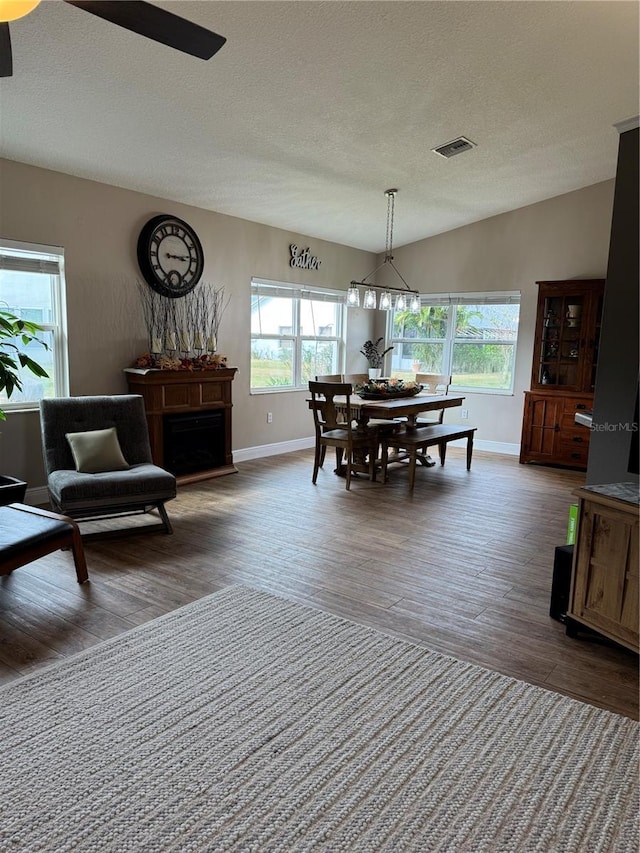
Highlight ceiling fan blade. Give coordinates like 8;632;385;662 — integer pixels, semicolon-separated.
64;1;226;60
0;23;13;78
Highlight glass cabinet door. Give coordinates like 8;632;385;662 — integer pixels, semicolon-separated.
531;280;605;393
537;293;585;389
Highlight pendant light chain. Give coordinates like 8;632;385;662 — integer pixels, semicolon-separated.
346;187;419;313
385;189;396;262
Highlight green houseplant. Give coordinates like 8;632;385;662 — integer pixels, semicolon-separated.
0;308;49;504
360;338;394;376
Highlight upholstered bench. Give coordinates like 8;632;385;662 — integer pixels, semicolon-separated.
0;503;88;583
381;424;477;491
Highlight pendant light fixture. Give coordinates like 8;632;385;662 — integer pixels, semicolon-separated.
346;284;360;307
379;290;392;311
347;189;420;313
363;288;377;310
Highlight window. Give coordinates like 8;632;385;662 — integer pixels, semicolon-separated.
251;279;345;391
388;291;520;393
0;239;68;410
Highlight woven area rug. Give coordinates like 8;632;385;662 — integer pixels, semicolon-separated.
1;586;638;852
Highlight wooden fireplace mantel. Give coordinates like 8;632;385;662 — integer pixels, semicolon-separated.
125;367;238;485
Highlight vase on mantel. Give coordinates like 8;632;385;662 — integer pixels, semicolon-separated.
368;368;382;380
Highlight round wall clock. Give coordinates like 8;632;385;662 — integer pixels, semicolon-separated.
137;214;204;297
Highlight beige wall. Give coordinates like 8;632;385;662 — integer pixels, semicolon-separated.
0;159;376;488
0;159;615;492
378;180;615;443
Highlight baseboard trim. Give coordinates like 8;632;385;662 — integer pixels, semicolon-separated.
234;437;316;463
25;440;519;500
234;436;519;463
25;485;49;507
462;439;519;456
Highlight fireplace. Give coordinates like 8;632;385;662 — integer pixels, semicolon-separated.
125;367;237;485
163;411;224;476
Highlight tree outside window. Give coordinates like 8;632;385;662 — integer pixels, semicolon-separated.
389;295;520;392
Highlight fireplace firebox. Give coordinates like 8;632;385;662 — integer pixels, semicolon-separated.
163;411;224;476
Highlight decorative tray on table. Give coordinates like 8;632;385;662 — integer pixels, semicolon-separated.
356;379;423;400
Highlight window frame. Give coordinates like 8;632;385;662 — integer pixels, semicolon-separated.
0;238;69;412
250;278;346;393
387;291;520;395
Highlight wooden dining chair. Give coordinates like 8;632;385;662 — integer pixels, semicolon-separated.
314;375;343;465
343;373;368;387
415;373;452;425
308;381;379;490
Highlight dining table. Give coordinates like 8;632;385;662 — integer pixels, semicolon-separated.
347;391;466;429
307;389;466;477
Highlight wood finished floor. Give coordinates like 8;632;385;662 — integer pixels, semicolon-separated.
0;449;637;719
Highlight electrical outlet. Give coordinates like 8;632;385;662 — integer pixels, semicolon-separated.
267;412;273;424
461;408;468;419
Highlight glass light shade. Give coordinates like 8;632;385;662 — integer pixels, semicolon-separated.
0;0;40;22
363;288;377;310
409;294;421;314
346;286;360;307
395;293;407;312
379;291;392;311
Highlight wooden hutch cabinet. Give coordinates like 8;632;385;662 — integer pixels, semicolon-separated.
520;279;605;469
567;483;639;653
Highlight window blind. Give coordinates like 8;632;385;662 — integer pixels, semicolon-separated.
251;278;344;303
419;291;520;306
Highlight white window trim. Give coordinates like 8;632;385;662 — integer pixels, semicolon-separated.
387;290;520;395
0;238;69;412
251;277;346;393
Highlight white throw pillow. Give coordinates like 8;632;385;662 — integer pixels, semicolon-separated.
66;427;129;474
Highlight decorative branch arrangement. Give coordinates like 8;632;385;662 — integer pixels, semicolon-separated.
135;282;230;371
136;281;166;354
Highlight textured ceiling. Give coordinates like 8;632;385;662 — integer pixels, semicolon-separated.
0;1;638;252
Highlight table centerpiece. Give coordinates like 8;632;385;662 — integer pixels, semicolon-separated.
356;378;423;400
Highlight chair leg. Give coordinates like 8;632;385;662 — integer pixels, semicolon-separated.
157;502;173;534
313;441;322;483
380;441;389;482
68;520;89;583
345;449;352;490
319;445;326;467
408;449;418;491
369;445;376;483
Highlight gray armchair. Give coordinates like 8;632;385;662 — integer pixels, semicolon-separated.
40;395;176;537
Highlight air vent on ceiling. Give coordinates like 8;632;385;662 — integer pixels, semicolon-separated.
432;137;476;159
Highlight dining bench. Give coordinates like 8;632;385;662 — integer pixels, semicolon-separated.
381;424;477;490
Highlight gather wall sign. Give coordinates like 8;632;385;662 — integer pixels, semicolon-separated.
289;244;322;270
